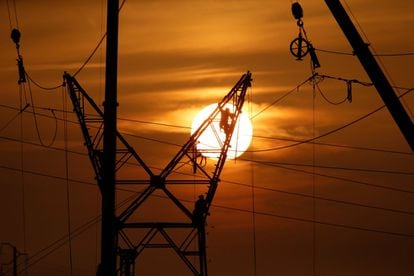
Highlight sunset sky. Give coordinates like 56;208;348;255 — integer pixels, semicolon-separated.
1;0;414;275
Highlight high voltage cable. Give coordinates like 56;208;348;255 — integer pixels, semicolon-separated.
5;70;413;156
338;0;414;117
210;204;414;239
0;163;141;194
250;74;315;119
62;87;73;276
3;111;412;178
1;106;413;177
252;135;413;156
5;0;19;30
25;73;63;91
247;87;414;153
12;183;414;274
1;141;414;217
316;73;372;87
7;0;414;271
0;108;24;133
0;164;96;187
10;0;128;89
2;103;412;156
72;0;127;77
1;105;413;180
25;80;59;147
252;160;414;176
250;161;414;194
16;188;414;274
2;159;414;272
220;178;414;216
316;48;414;57
14;192;138;275
316;80;348;105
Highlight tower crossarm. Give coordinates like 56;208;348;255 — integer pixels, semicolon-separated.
205;72;252;210
63;73;154;191
160;71;252;181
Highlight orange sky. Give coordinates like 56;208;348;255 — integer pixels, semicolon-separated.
1;0;414;275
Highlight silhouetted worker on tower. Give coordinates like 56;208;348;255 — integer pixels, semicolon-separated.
192;194;208;226
219;107;234;137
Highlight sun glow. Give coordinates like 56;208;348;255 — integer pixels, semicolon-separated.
191;104;253;159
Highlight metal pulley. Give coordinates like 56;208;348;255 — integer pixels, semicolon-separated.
288;2;321;68
10;28;26;83
292;2;304;26
292;2;303;20
11;28;21;48
290;33;309;60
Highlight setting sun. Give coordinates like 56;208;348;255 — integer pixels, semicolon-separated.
191;103;253;159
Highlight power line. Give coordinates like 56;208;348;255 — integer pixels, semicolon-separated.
316;73;372;87
210;204;414;239
247;87;414;153
0;164;96;187
2;108;413;191
2;138;414;218
1;152;413;273
1;105;413;194
15;192;138;275
3;126;414;219
250;160;414;194
4;102;410;156
13;181;414;275
62;87;73;276
315;80;348;105
72;0;128;77
253;160;414;176
5;0;13;30
316;48;414;57
25;80;59;147
220;178;414;216
0;108;24;134
250;74;315;119
25;73;64;91
8;0;128;89
4;68;414;156
72;35;106;77
253;135;413;156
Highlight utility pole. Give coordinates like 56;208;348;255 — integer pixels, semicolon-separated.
100;0;119;275
324;0;414;151
12;246;17;276
0;243;27;276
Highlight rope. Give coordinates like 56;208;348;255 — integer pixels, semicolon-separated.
25;73;64;91
6;0;13;30
311;68;317;276
315;79;348;105
18;81;27;276
62;86;74;275
12;0;19;28
5;0;19;30
25;79;58;147
249;84;257;276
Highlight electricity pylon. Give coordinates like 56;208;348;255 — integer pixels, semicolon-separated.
64;71;252;275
